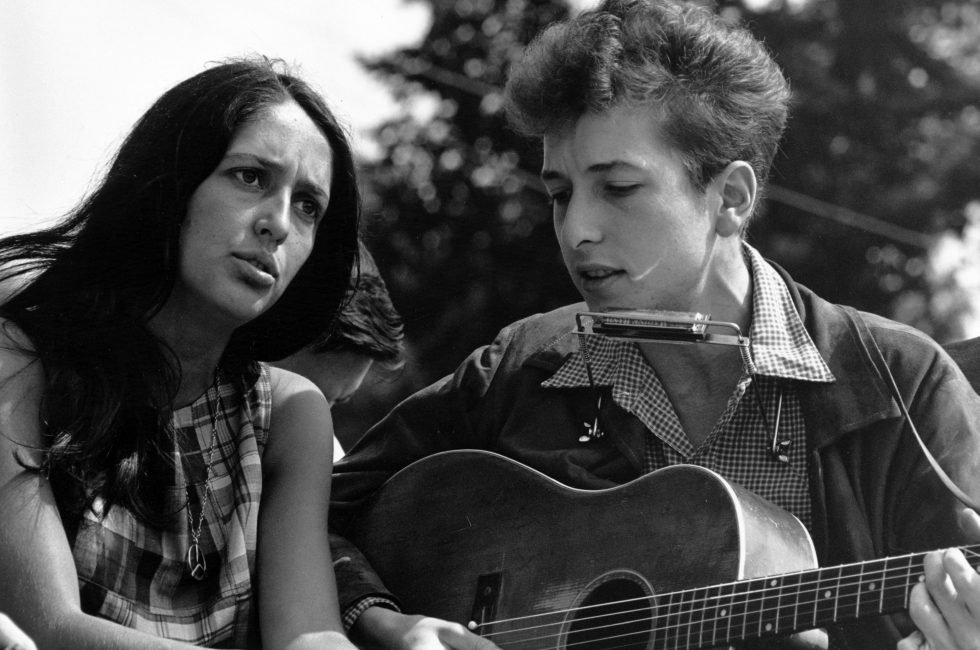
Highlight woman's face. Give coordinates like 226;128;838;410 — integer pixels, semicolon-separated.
172;99;335;330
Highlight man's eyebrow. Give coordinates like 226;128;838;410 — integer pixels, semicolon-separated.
540;160;642;181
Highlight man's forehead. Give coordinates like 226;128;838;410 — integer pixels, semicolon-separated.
541;106;667;165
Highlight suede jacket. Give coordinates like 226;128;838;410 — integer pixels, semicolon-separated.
330;268;980;649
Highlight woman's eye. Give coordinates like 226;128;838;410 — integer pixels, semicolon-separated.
234;168;263;187
296;198;322;220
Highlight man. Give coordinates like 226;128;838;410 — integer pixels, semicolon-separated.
330;2;980;648
944;336;980;395
274;243;405;459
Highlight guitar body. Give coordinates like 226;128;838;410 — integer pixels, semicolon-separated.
346;450;819;649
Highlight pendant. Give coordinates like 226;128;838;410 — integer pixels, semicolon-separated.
771;438;792;465
579;394;605;443
186;543;207;581
579;412;604;443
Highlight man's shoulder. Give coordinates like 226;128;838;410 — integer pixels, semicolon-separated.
942;336;980;394
853;308;942;347
795;283;941;353
489;303;586;371
500;303;585;339
942;335;980;359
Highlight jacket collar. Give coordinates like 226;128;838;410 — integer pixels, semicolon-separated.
521;302;586;375
766;264;900;448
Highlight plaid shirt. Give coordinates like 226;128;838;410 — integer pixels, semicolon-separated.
543;244;835;531
69;365;270;647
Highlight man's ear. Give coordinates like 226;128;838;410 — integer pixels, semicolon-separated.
713;161;757;238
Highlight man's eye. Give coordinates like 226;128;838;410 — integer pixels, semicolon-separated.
607;184;640;196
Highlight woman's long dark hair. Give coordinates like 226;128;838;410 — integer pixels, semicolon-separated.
0;57;360;525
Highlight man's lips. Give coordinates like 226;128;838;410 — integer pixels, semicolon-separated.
579;267;621;281
574;263;625;283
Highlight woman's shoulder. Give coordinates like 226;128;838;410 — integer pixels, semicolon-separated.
0;317;41;388
263;365;331;462
266;364;325;404
0;318;45;473
0;316;36;351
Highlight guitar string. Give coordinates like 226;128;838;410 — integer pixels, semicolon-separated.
481;574;939;645
481;569;980;650
482;576;951;650
485;568;935;649
485;558;932;629
478;541;980;632
476;546;980;647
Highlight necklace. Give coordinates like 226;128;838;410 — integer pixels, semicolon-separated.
181;371;223;581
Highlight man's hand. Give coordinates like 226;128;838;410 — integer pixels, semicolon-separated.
898;509;980;650
352;607;500;650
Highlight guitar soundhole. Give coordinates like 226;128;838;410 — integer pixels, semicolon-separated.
565;576;653;649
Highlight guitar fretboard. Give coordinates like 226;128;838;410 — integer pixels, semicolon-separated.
656;544;980;648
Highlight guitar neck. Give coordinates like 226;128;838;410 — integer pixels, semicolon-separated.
661;544;980;648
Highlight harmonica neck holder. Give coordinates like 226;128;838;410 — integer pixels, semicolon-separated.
575;309;749;348
575;309;755;375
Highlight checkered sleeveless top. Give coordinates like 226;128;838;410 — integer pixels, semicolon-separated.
64;363;271;648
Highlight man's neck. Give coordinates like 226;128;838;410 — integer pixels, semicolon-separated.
635;243;755;446
639;340;746;448
696;240;754;333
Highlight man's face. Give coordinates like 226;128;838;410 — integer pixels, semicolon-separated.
541;104;719;313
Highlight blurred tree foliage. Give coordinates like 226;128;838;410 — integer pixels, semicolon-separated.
333;0;980;446
742;0;980;341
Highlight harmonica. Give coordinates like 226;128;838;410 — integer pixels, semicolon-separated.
575;309;747;347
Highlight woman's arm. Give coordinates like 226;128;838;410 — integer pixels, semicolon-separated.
0;611;36;650
0;330;205;650
260;367;357;650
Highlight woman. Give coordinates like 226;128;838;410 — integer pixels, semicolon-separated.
0;612;35;650
0;58;359;649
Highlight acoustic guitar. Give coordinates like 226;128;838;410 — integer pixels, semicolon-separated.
345;449;973;649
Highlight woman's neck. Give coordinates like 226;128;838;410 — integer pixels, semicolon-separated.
146;304;232;408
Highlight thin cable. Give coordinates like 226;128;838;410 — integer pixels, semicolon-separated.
575;331;605;439
861;318;980;510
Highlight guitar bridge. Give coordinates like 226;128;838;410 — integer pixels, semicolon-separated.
468;572;502;632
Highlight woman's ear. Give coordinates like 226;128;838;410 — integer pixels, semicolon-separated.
713;161;757;238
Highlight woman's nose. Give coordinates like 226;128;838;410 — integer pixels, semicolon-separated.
255;194;290;243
